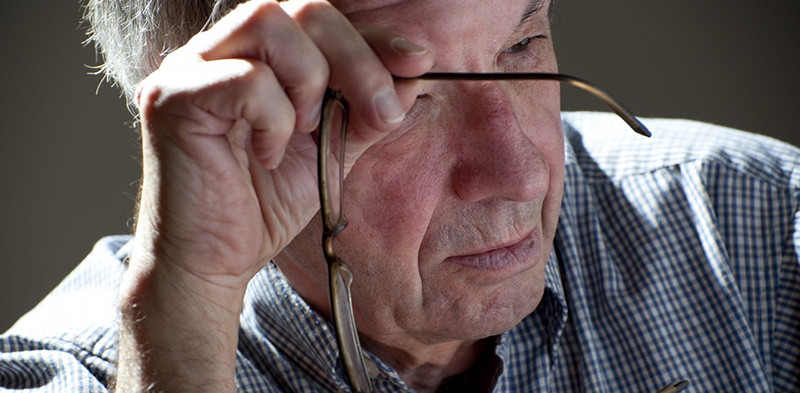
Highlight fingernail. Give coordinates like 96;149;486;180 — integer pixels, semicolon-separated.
374;88;405;124
391;37;428;57
306;100;323;132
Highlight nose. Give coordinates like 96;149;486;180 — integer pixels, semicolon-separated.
446;83;551;204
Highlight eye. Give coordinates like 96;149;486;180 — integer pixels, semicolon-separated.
507;37;533;54
405;93;430;120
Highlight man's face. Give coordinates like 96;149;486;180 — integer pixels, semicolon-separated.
278;0;564;343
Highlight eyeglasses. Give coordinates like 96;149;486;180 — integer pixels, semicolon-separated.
317;72;651;393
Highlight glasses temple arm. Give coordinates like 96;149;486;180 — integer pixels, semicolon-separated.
402;72;651;138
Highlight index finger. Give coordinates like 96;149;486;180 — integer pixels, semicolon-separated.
288;1;433;140
198;0;331;133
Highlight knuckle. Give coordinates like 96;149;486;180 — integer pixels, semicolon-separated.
292;1;342;36
271;37;328;89
237;61;274;90
136;82;163;116
291;0;337;22
275;111;296;136
244;0;284;21
234;0;286;40
237;65;296;131
253;108;294;141
302;62;329;91
136;70;176;114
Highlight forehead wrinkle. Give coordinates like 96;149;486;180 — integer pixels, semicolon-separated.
515;0;547;32
342;0;545;71
330;0;405;14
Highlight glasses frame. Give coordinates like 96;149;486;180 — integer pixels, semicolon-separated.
318;89;373;392
317;72;651;393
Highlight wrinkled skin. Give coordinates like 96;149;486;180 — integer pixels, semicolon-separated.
277;0;564;383
120;0;563;391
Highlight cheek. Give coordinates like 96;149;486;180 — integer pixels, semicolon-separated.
332;140;448;331
519;79;563;172
517;80;564;234
337;139;447;274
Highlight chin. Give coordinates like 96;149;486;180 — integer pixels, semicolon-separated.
420;271;547;341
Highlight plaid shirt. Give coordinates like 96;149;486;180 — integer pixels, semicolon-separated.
2;112;798;392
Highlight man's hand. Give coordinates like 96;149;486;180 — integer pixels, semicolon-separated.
116;1;433;391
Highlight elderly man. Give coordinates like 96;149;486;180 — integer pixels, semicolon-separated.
1;0;798;392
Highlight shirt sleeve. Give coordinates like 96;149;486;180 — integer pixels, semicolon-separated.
0;333;114;392
0;236;130;392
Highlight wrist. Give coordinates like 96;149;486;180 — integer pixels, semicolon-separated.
121;237;248;317
116;242;245;393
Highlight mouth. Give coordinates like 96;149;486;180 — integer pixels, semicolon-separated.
445;229;539;271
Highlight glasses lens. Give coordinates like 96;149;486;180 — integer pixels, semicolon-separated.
322;96;346;224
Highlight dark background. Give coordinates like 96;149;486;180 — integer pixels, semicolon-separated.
2;1;799;332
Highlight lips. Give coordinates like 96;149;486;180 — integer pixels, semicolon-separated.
445;229;539;271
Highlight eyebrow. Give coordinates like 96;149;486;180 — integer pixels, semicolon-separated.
515;0;546;31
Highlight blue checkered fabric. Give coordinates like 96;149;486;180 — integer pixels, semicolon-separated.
2;112;798;392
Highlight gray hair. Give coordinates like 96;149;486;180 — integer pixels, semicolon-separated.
84;0;558;107
82;0;239;105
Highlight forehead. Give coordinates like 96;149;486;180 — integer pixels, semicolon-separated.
330;0;548;37
330;0;547;14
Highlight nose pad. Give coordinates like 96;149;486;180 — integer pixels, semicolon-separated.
447;84;551;204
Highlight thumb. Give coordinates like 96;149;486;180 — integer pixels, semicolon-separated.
340;78;424;165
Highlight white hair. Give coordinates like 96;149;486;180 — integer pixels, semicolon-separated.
82;0;237;105
84;0;557;107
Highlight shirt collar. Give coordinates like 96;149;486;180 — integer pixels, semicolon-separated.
242;262;350;390
495;246;569;370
